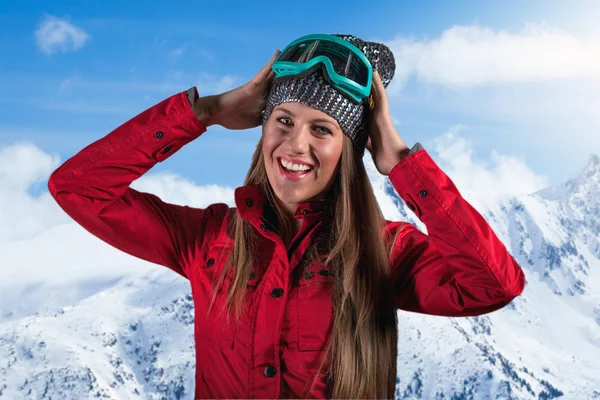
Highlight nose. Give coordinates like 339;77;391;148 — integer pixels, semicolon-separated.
286;124;311;154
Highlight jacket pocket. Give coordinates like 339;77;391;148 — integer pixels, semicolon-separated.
194;243;238;349
195;242;261;350
297;266;334;352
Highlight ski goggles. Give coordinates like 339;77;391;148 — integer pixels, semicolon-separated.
271;34;373;104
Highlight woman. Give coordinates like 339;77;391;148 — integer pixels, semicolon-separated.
48;34;526;399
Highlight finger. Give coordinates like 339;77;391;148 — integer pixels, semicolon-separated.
371;71;388;107
252;50;280;84
369;71;379;104
373;71;384;98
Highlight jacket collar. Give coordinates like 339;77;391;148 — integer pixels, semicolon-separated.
234;184;334;224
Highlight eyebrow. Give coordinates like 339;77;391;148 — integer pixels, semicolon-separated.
275;107;338;127
276;107;296;117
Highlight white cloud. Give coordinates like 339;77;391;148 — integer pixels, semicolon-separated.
0;142;235;287
132;173;235;209
429;126;550;209
0;142;59;192
0;142;64;242
382;23;600;157
35;15;90;55
386;23;600;92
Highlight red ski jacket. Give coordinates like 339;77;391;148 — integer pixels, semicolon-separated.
48;88;526;399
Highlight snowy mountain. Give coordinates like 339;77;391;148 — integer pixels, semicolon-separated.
1;154;599;399
371;154;600;400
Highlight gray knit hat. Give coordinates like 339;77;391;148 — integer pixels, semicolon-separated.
262;34;396;156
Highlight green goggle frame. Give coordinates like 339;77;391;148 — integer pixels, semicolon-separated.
272;34;373;104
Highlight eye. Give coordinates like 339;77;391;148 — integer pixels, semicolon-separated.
277;117;293;126
314;125;333;135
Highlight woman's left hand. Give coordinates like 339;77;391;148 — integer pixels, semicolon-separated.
365;71;411;176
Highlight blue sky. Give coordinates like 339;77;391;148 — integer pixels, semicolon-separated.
1;0;599;191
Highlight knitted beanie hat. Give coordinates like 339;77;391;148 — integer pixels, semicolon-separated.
261;34;395;156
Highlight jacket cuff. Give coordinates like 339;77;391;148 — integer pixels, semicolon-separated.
408;142;424;155
186;86;198;107
387;146;437;218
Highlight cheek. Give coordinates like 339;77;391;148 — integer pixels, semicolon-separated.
261;125;281;155
319;139;343;172
261;136;275;163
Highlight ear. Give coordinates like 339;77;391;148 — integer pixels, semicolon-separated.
365;137;373;154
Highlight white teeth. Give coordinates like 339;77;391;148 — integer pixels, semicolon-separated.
280;158;312;172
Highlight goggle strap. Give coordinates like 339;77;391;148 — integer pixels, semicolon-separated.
273;64;365;106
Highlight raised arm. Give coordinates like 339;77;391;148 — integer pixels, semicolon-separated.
385;146;526;317
48;52;279;279
47;88;221;279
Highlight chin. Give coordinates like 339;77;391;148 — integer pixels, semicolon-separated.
272;186;313;204
265;158;331;207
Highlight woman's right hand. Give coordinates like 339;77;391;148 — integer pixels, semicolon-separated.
194;50;280;130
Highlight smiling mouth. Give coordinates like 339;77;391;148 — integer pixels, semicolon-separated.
278;157;314;173
277;157;314;180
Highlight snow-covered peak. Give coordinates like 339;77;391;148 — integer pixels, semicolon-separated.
581;153;600;173
565;153;600;194
535;153;600;202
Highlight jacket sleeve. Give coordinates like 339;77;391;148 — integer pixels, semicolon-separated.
386;145;526;317
48;87;212;279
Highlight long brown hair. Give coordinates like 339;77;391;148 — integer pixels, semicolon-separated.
210;132;399;399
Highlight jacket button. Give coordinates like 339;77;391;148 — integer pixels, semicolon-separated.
162;145;173;154
154;131;164;139
406;202;415;211
245;198;253;207
271;288;284;298
264;365;277;377
260;224;268;231
206;258;214;268
419;189;428;198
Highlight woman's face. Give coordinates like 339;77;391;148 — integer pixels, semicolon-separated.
262;102;344;211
